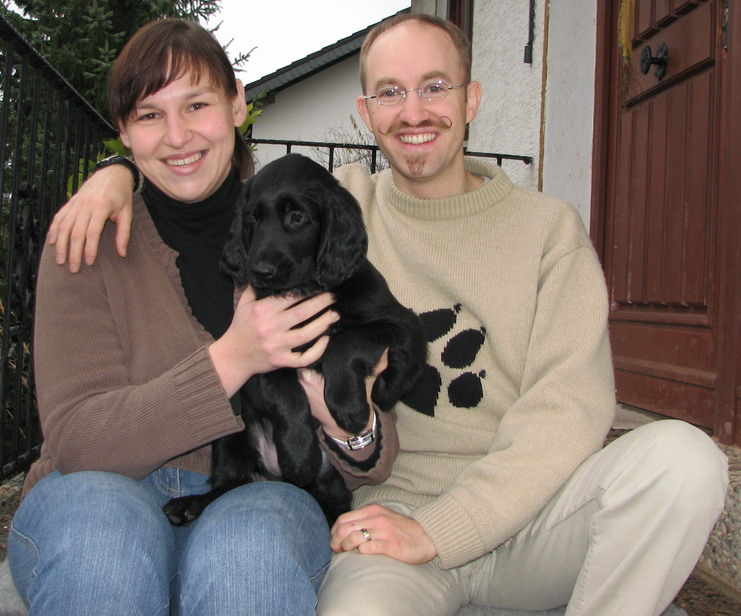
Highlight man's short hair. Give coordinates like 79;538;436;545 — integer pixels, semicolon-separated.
359;14;472;93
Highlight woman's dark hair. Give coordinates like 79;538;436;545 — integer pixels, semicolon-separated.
107;19;254;180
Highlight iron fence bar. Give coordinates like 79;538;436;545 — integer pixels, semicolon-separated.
246;138;533;171
60;102;75;204
26;67;42;186
0;15;117;480
9;184;32;468
6;54;33;473
20;184;38;466
0;36;15;248
0;37;15;472
37;79;55;228
1;45;30;478
51;90;67;218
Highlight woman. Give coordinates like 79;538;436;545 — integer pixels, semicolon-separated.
8;19;394;615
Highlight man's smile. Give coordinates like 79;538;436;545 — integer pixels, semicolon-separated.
399;133;437;145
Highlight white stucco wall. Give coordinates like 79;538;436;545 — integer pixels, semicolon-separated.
466;2;543;188
412;1;540;186
414;1;597;227
541;0;597;225
249;57;364;169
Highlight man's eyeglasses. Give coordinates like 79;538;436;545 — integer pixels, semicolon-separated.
363;81;470;106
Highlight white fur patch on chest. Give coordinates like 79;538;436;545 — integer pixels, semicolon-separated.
250;421;282;479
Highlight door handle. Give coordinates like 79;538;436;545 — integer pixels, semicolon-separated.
640;43;669;80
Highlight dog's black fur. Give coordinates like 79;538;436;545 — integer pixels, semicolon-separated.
163;154;427;526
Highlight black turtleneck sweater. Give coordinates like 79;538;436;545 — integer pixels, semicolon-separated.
143;168;242;340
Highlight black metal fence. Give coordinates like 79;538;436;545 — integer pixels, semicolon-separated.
0;15;116;481
246;138;533;173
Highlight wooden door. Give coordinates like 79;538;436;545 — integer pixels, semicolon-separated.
594;0;741;444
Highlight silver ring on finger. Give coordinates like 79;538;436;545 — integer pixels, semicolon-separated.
360;527;372;542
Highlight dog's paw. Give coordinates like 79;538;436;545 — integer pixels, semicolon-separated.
162;495;209;526
330;400;373;435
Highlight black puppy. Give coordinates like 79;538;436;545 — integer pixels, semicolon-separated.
163;153;426;526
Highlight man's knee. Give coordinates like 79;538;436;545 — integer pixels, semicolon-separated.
625;420;728;517
317;551;462;616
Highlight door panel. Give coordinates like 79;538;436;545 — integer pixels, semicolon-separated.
602;0;719;428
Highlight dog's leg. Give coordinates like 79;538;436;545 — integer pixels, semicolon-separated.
307;456;353;526
367;310;428;411
318;327;396;433
260;369;323;487
161;428;254;526
162;388;269;527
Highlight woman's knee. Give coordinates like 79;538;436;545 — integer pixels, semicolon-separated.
179;482;331;613
193;481;328;544
15;471;172;547
188;482;330;560
182;482;330;577
9;471;175;613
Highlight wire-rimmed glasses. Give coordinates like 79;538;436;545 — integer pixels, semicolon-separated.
363;81;470;106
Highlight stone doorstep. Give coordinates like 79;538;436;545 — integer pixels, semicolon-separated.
696;438;741;600
616;404;741;599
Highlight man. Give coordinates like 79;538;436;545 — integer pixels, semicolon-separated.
50;14;727;616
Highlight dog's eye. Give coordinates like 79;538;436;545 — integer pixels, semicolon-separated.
288;211;306;225
245;213;256;224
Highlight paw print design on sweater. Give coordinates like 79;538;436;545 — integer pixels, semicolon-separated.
401;304;487;416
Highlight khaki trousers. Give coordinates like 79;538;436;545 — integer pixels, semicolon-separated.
317;420;728;616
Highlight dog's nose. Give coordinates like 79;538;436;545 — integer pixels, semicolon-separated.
252;261;277;280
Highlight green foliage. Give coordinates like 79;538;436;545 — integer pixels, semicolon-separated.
242;101;262;134
0;0;237;117
102;138;129;157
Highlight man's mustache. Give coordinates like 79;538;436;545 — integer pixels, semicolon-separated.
379;116;453;136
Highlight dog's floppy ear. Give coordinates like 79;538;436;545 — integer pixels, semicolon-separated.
315;181;368;288
221;180;254;286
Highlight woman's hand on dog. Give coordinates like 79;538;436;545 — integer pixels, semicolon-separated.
48;164;135;272
330;503;437;564
210;287;339;397
299;350;388;460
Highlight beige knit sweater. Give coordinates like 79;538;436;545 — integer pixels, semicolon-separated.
335;159;616;570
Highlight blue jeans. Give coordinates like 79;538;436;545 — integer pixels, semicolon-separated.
8;468;331;615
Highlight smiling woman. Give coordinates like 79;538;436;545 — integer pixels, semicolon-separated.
118;76;246;203
106;18;252;198
6;18;396;615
